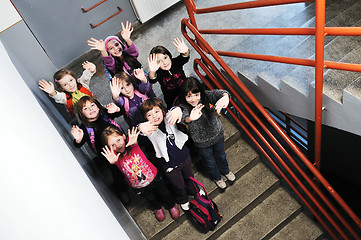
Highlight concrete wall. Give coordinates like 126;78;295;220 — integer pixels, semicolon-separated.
11;0;137;68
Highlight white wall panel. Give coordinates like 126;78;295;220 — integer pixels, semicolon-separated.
0;1;21;32
0;41;130;240
131;0;180;23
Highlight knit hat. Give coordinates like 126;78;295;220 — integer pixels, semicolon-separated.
104;36;125;51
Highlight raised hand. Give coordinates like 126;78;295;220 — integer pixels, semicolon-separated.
110;76;122;101
87;38;106;52
173;37;189;54
189;104;204;121
166;107;182;125
215;94;229;114
101;145;120;164
38;79;56;96
138;121;158;135
71;125;84;144
147;53;160;73
121;21;133;43
133;68;147;83
126;127;140;147
105;102;120;114
82;61;96;73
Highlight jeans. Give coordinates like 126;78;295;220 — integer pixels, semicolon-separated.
198;137;230;181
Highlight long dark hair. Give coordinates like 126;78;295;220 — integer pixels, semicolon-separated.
76;96;106;128
113;51;142;76
150;45;173;59
179;77;212;115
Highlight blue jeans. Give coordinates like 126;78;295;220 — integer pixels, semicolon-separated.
197;137;230;181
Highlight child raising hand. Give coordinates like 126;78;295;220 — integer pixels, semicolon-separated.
148;38;190;108
87;21;142;78
38;61;96;115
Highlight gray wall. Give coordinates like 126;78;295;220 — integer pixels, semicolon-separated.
11;0;137;68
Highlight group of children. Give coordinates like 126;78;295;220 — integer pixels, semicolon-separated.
38;21;235;222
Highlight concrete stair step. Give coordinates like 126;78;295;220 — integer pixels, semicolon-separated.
280;0;361;97
217;187;302;240
162;162;280;240
230;2;316;82
321;44;361;103
128;117;260;239
270;212;324;240
257;0;361;92
344;76;361;100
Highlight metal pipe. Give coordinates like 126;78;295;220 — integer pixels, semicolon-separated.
195;59;342;239
182;17;361;236
199;27;315;35
90;6;122;28
81;0;107;13
314;0;326;171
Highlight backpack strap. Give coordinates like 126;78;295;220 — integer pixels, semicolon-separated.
66;97;74;115
65;85;94;114
123;89;148;117
86;127;97;154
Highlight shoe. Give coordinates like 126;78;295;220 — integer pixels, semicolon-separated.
214;179;227;189
169;205;180;219
180;202;190;211
225;171;236;182
154;208;165;222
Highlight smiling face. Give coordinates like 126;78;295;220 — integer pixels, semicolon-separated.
145;106;164;126
107;133;127;153
81;100;100;122
57;74;77;93
107;39;123;57
185;91;201;107
156;53;172;71
119;79;135;99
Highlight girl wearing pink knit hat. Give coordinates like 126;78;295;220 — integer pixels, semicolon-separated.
87;21;143;78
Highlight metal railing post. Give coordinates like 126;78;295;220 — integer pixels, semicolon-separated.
314;0;326;170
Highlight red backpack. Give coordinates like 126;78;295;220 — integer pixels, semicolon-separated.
189;177;222;233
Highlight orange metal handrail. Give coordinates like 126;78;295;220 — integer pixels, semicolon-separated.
182;0;361;238
81;0;107;13
182;20;360;238
89;6;122;28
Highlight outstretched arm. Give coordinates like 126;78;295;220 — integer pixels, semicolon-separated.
87;38;109;57
101;145;120;164
185;104;204;123
214;93;230;114
126;127;140;147
166;107;183;125
110;76;122;102
38;79;57;97
147;53;160;80
121;21;133;47
173;37;190;57
82;61;96;74
137;121;158;136
71;125;84;144
133;68;148;83
105;102;121;114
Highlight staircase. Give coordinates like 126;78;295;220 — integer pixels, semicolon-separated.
226;0;361;136
125;116;324;240
62;0;361;238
